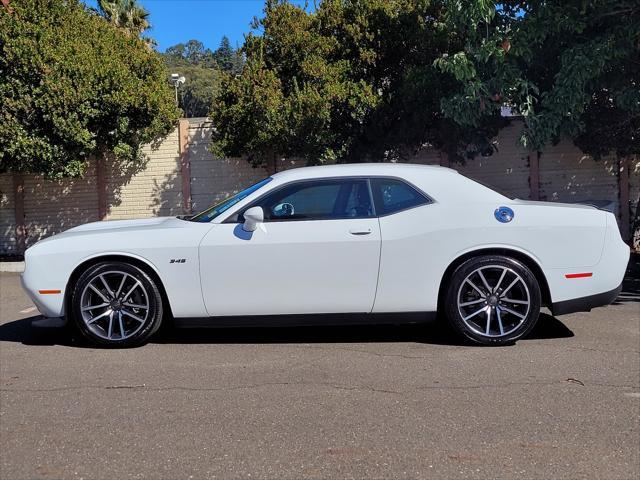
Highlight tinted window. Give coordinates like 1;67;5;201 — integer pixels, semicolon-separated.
247;179;374;221
370;178;429;215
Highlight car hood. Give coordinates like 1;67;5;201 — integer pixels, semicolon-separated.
33;217;190;246
64;217;183;234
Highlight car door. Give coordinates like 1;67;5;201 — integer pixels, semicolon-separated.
368;177;437;313
198;178;382;316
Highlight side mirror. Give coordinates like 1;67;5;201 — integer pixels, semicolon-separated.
242;206;264;232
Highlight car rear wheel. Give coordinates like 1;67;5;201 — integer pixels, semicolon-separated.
71;262;163;347
445;255;541;345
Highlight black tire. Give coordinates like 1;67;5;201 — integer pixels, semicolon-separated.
445;255;541;346
71;262;164;347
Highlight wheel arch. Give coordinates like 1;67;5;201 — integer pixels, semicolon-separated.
437;247;552;309
64;253;173;320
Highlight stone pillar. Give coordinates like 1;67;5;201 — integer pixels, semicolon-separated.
178;119;192;214
618;156;630;243
529;152;540;201
96;158;108;220
13;174;26;254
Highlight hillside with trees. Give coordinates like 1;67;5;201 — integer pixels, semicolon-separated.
162;36;243;117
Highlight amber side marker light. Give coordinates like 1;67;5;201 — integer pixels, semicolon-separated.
38;289;61;294
565;273;593;279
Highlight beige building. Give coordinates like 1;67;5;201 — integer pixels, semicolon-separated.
1;118;638;255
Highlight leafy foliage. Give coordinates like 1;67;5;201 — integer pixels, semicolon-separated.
0;0;179;178
211;0;638;165
210;0;501;167
437;0;640;158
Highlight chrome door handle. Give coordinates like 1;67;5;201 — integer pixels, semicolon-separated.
349;228;372;235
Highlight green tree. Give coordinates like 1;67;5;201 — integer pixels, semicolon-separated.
96;0;156;47
210;0;485;167
214;36;243;74
178;66;221;118
184;39;214;66
96;0;150;36
165;40;216;67
436;0;640;159
0;0;179;178
165;42;187;60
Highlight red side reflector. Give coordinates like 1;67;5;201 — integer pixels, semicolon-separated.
565;273;593;279
39;289;61;294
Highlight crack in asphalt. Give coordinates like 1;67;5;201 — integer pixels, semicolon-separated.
286;344;454;359
0;382;402;395
1;379;636;395
285;343;640;358
564;346;640;354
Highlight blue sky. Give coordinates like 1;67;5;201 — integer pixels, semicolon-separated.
82;0;310;52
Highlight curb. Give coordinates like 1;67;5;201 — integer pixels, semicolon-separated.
0;262;25;273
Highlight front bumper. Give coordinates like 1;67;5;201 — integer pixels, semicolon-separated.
20;270;66;319
551;282;623;316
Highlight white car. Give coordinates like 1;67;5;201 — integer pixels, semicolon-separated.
21;163;629;347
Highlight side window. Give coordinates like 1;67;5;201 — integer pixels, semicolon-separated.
248;179;374;222
370;178;430;215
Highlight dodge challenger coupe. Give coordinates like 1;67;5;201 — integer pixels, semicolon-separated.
21;163;629;347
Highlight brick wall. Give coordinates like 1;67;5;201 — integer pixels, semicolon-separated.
188;119;270;213
538;143;619;209
404;122;536;200
454;122;533;201
21;162;100;247
105;128;184;220
1;118;638;255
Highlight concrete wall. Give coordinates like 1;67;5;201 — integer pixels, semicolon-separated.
1;118;638;255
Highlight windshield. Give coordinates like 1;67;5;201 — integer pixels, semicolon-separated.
188;177;273;222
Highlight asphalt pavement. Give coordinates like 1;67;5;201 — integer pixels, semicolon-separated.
1;271;638;479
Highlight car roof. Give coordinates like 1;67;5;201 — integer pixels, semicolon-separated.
270;162;458;182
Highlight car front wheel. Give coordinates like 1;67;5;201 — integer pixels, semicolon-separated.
71;261;163;347
445;255;541;345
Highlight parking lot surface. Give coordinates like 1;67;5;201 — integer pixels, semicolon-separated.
1;271;639;479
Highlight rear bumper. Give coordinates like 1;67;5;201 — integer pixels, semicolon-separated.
551;282;622;316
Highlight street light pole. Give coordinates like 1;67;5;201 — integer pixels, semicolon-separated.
170;73;186;110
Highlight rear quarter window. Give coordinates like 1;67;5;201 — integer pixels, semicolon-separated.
370;178;431;215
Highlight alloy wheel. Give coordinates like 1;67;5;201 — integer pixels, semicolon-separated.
456;265;531;338
79;270;150;341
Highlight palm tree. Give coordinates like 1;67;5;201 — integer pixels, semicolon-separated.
96;0;151;37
